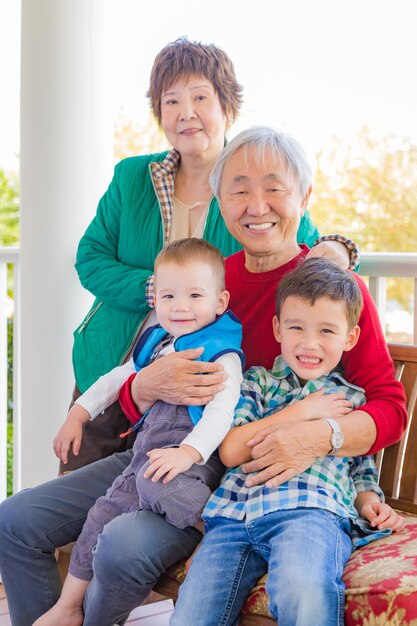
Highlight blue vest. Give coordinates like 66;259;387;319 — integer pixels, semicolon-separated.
132;310;244;427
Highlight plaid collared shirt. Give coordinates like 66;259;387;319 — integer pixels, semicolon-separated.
145;149;181;307
204;356;383;525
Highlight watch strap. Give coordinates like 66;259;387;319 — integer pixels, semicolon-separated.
323;417;344;454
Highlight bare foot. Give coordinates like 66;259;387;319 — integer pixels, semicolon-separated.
32;602;84;626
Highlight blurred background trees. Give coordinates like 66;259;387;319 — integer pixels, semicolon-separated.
309;127;417;318
114;111;169;161
310;127;417;254
0;168;19;246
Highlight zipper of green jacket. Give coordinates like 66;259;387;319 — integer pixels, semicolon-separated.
77;301;103;334
148;162;168;244
117;164;167;366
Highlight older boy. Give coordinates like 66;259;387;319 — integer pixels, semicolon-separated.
171;258;404;626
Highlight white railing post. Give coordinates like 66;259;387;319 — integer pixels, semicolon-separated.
0;259;7;501
414;278;417;346
368;276;387;334
360;252;417;344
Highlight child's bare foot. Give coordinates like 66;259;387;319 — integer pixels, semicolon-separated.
32;601;84;626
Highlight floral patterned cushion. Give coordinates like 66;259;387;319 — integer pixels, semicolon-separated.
344;514;417;626
162;514;417;624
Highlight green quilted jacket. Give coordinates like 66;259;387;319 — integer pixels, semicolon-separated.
73;150;320;392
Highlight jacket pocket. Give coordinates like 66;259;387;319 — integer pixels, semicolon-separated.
76;301;103;334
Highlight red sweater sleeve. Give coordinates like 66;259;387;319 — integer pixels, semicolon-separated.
118;373;142;424
341;274;407;453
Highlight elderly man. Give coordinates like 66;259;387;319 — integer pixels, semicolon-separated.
0;128;406;626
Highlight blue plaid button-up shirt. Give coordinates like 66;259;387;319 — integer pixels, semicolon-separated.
204;356;386;547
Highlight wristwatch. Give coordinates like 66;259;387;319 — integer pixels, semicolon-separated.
323;417;344;454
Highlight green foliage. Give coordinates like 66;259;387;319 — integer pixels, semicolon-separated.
7;422;13;496
0;169;19;494
7;317;14;495
0;167;20;246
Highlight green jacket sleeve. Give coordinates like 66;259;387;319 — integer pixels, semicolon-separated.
296;209;320;247
75;164;153;314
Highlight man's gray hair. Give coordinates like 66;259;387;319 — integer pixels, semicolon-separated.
209;126;313;199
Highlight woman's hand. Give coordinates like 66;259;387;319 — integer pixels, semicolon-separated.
241;420;326;488
131;347;227;413
307;240;350;269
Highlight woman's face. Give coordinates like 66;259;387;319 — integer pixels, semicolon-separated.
160;76;227;162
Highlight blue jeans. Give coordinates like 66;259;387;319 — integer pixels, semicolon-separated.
171;508;352;626
0;449;201;626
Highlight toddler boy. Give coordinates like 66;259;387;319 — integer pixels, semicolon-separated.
35;238;243;626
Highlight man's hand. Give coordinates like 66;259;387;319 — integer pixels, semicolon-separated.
360;501;405;533
144;444;202;484
299;389;352;420
307;240;349;270
242;421;324;488
131;348;227;413
53;404;90;464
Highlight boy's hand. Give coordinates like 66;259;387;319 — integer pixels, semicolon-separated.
361;501;405;533
299;389;352;420
53;404;90;464
144;445;202;484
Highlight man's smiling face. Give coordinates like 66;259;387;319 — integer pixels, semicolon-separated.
219;145;310;272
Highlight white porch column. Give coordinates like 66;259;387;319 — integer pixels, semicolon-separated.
19;0;114;488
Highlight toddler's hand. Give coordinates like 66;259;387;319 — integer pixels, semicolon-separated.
53;404;89;464
144;445;201;484
361;501;405;533
299;389;352;420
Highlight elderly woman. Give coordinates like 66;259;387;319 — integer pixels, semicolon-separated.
67;37;352;471
0;127;405;625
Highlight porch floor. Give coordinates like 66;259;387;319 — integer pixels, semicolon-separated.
0;585;174;625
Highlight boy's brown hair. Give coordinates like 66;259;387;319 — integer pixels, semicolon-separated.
147;37;243;126
275;258;363;330
154;238;226;290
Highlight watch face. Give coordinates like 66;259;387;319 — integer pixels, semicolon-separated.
332;432;344;450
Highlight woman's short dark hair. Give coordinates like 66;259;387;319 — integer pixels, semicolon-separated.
275;258;363;330
147;37;243;126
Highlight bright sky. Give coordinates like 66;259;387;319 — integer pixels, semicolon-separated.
2;0;417;170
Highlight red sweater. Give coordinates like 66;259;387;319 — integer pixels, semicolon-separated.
120;247;407;453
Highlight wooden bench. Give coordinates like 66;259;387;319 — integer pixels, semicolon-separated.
154;343;417;625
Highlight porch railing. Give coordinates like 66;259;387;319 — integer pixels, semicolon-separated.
360;252;417;343
1;247;417;499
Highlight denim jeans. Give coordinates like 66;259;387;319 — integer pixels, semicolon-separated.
171;508;352;626
0;449;201;626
